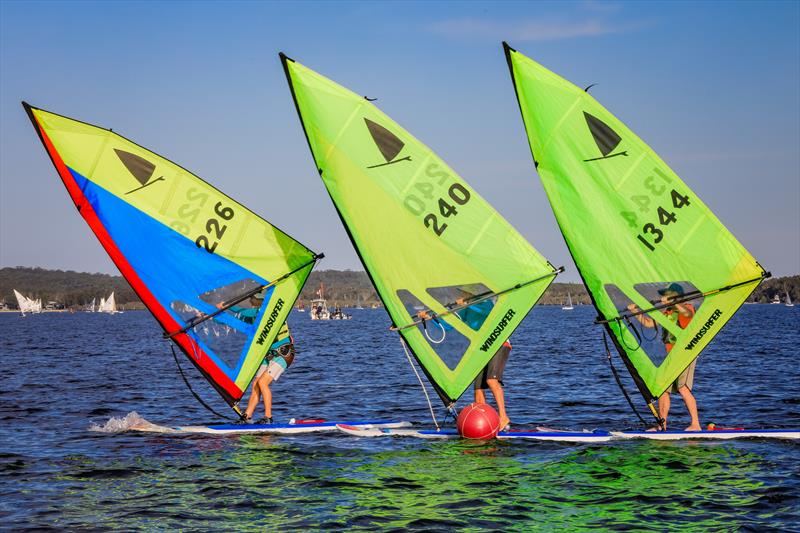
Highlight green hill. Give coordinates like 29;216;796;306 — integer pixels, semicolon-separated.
1;266;797;309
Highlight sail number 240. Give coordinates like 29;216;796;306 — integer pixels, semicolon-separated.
403;163;471;236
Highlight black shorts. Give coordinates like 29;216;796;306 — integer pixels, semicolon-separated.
474;344;510;390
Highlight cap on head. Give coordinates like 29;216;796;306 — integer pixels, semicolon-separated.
658;282;684;296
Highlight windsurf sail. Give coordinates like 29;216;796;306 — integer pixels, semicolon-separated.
24;102;321;413
503;43;769;421
280;54;560;406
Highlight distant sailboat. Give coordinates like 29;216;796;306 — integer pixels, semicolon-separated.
98;292;121;314
786;291;794;307
771;294;781;304
13;289;42;316
562;293;574;310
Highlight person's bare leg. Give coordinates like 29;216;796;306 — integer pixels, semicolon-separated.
486;378;509;429
475;388;486;404
244;381;261;420
258;374;274;419
649;391;670;431
678;385;701;431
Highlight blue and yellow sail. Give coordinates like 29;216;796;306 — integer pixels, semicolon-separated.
24;102;320;408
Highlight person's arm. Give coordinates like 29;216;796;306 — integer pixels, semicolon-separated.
674;302;695;318
627;303;655;328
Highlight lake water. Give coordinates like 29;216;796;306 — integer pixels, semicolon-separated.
1;305;798;530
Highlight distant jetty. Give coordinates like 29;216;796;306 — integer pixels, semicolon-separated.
1;267;797;310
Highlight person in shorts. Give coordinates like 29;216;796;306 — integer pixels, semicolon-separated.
627;283;700;431
416;295;512;430
475;340;512;431
241;322;295;424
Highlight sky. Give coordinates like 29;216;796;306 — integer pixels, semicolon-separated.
1;0;798;282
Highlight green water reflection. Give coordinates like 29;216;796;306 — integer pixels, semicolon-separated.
48;436;797;531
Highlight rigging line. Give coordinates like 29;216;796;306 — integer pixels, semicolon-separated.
165;254;323;339
424;319;447;344
602;331;651;428
595;273;769;325
399;337;440;431
390;267;563;332
170;343;234;421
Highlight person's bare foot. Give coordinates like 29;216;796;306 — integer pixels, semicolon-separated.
646;425;663;432
499;416;510;432
685;424;702;431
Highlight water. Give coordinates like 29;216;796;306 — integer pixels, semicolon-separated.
1;306;798;530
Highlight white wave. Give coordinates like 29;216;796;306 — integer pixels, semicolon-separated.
89;411;150;433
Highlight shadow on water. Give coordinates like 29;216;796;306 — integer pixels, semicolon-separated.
0;306;798;529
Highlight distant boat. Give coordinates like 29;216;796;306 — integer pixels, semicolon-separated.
309;283;350;320
310;283;330;320
13;289;42;316
330;306;352;320
297;302;306;312
771;294;781;304
98;292;121;314
786;291;795;307
561;293;574;310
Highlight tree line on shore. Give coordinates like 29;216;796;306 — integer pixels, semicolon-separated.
1;267;797;309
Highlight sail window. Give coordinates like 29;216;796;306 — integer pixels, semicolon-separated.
171;300;247;370
397;289;471;370
426;283;496;331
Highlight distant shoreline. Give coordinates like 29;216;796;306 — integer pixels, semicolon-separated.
1;266;797;309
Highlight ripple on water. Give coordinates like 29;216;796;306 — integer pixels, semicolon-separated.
0;307;798;529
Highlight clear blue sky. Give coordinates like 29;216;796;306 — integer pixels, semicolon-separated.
1;0;798;281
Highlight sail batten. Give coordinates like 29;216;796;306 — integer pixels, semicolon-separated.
24;101;319;408
504;44;768;406
281;54;558;404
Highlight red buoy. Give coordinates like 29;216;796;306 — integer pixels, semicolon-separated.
457;402;501;439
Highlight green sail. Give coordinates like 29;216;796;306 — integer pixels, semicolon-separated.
503;43;768;405
281;53;559;404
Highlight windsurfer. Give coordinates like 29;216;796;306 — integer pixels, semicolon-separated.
474;340;512;431
418;297;512;430
241;322;295;424
627;283;700;431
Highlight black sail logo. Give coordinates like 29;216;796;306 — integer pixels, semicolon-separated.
364;118;411;168
583;112;628;162
115;149;164;194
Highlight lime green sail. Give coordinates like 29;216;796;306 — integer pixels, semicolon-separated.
281;53;560;405
503;43;768;417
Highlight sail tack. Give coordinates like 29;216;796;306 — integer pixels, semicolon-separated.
24;103;320;407
503;43;767;403
281;54;559;404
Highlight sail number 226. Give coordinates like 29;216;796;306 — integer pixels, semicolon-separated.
195;202;235;254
